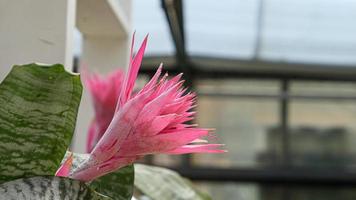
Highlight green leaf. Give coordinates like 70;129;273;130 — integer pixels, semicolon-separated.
134;164;212;200
90;165;134;200
0;176;111;200
0;63;82;183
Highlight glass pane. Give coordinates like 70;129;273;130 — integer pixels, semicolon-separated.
291;81;356;96
290;100;356;168
193;80;280;168
195;182;258;200
185;0;259;58
260;0;356;65
133;0;174;55
261;185;356;200
195;182;356;200
197;79;280;95
193;97;279;168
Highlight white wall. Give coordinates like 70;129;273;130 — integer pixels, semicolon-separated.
73;0;132;153
0;0;76;80
0;0;132;153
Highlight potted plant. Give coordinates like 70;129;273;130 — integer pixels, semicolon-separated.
0;35;225;200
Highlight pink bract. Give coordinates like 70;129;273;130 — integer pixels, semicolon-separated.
83;68;124;152
58;34;225;182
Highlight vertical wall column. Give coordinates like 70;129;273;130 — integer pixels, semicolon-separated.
0;0;76;81
81;36;130;72
73;0;132;153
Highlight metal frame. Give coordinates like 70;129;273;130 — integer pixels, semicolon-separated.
171;167;356;187
141;56;356;81
142;73;356;186
140;65;356;186
68;0;356;189
161;0;193;168
144;0;356;187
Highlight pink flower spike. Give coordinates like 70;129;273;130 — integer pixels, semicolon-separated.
64;35;225;182
117;34;148;110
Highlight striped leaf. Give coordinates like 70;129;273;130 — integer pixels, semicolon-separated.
134;164;211;200
90;165;134;200
0;63;82;183
0;176;111;200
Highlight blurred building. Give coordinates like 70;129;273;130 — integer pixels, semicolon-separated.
132;0;356;199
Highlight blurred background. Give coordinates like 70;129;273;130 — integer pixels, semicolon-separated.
2;0;356;199
126;0;356;199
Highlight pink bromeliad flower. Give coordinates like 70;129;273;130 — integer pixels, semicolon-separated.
57;35;225;182
84;69;124;153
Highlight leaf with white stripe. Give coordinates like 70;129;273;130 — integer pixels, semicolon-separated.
0;176;111;200
0;63;82;183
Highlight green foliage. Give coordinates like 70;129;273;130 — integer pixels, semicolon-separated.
0;63;82;183
0;63;208;200
0;176;111;200
134;164;211;200
90;165;134;200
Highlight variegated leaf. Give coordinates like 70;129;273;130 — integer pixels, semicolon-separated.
90;165;134;200
134;164;211;200
0;176;111;200
0;63;82;183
